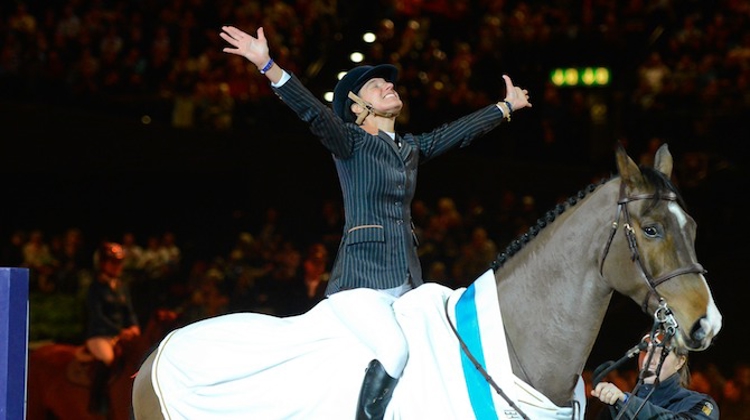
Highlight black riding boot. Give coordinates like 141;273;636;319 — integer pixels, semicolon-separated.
355;359;399;420
88;361;111;415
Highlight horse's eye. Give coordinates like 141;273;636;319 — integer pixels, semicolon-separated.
643;225;661;238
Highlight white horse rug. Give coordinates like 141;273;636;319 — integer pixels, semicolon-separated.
149;270;585;419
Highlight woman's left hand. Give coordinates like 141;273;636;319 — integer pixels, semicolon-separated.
592;381;626;406
502;74;532;112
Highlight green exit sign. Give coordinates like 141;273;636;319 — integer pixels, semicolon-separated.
550;67;610;86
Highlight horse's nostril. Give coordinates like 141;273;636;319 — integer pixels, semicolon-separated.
690;317;710;344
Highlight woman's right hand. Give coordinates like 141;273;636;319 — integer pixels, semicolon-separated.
121;325;141;340
220;26;270;70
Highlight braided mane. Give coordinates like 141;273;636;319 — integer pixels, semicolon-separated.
490;165;685;272
490;177;610;271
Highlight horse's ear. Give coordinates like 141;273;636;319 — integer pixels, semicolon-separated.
615;143;643;190
653;143;673;178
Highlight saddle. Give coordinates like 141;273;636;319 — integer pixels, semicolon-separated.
66;343;125;387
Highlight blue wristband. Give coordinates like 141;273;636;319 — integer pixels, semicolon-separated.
260;58;274;74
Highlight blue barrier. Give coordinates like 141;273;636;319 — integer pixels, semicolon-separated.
1;268;29;420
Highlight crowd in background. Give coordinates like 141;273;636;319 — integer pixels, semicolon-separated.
1;0;749;161
2;0;749;417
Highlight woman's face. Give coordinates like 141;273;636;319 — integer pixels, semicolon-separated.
358;77;403;115
638;336;686;384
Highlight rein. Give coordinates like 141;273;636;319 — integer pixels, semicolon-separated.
599;181;707;313
443;298;531;420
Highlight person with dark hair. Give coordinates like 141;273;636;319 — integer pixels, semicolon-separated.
219;25;531;420
85;242;141;415
592;332;719;419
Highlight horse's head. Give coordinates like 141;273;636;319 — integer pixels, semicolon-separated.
603;143;722;352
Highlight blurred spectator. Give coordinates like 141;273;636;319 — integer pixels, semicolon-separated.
196;80;235;130
141;235;168;281
160;231;182;280
720;379;748;419
255;241;302;316
425;260;450;285
121;232;145;280
451;226;497;287
53;227;89;294
720;364;750;419
435;196;465;262
22;229;58;293
8;2;36;36
84;241;140;415
181;260;229;323
313;199;343;267
292;242;330;314
1;229;27;267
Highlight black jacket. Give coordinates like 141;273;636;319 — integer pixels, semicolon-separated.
599;374;719;419
274;74;506;294
85;278;139;338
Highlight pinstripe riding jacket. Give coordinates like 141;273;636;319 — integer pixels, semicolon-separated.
273;74;507;295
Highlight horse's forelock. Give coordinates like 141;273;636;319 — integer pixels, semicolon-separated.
639;165;687;211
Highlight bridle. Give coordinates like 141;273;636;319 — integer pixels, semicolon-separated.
596;179;703;420
599;181;707;313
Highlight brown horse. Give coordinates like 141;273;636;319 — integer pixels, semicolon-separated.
132;145;722;419
27;309;179;420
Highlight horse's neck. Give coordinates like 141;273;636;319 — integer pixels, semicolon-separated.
496;181;619;405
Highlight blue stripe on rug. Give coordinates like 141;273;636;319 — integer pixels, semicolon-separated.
456;283;499;419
